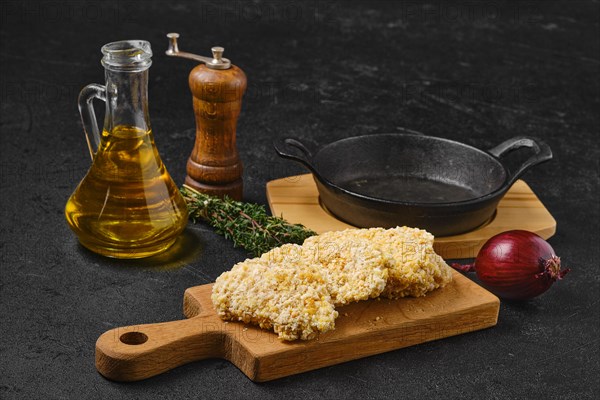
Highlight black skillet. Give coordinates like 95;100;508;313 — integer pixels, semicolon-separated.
274;133;552;236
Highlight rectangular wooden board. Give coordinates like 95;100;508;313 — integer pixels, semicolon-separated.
266;174;556;259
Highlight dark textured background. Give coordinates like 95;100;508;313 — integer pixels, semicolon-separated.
1;0;599;398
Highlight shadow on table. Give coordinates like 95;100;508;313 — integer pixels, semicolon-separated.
76;227;204;271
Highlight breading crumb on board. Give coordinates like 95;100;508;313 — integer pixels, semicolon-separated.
212;226;452;341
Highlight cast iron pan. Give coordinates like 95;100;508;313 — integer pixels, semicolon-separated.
274;133;552;236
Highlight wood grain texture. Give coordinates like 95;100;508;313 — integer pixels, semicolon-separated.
95;271;499;382
266;174;556;259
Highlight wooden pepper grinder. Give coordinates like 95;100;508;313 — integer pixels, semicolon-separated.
166;33;246;200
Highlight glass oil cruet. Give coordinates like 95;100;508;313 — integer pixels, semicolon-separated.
65;40;188;258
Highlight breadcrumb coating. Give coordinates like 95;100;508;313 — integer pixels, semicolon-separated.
211;257;337;341
212;227;453;341
261;241;388;306
303;227;453;298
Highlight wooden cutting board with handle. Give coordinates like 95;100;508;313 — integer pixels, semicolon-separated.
95;271;499;382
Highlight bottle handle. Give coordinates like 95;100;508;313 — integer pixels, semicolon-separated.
78;84;106;160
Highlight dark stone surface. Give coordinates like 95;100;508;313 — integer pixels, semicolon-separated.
1;0;598;398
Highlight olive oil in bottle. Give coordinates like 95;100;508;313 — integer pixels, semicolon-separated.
65;126;188;258
65;40;188;258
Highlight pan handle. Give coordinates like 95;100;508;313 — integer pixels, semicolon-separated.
273;138;327;182
488;136;553;186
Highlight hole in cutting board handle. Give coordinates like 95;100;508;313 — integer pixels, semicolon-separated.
120;332;148;345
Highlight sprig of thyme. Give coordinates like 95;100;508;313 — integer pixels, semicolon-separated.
181;185;317;257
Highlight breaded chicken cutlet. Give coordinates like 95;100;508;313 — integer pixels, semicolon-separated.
211;257;337;341
261;241;388;306
303;227;453;298
212;227;453;341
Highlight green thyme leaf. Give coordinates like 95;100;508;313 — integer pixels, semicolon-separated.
181;185;317;257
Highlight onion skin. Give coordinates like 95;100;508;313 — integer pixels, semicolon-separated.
453;230;569;300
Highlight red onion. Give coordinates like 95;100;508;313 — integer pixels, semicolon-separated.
451;230;570;300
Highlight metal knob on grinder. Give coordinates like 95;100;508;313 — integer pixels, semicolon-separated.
165;33;246;200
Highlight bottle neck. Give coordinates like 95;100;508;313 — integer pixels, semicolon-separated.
103;68;151;134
